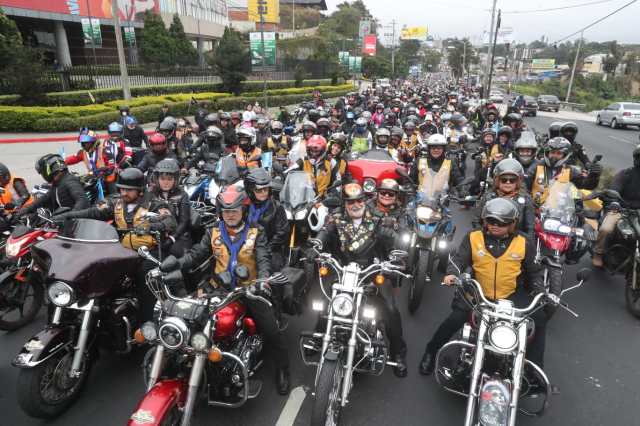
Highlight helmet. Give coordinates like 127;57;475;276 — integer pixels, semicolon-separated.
493;158;524;179
342;182;365;201
159;117;177;135
548;121;563;139
78;131;98;145
230;111;241;121
514;132;539;166
361;111;372;121
116;167;145;191
505;113;523;127
0;162;10;182
560;122;578;142
219;112;231;121
481;198;519;224
149;133;167;146
634;144;640;168
378;178;399;192
176;118;187;129
271;120;284;131
124;116;138;126
36;154;68;183
153;158;180;189
329;132;348;148
390;126;403;139
204;113;220;128
426;133;447;147
355;117;368;128
375;128;391;147
376;102;384;110
308;109;320;123
204;126;223;141
244;167;272;199
545;137;572;167
497;126;513;140
404;120;416;131
316;117;330;129
481;128;496;139
107;122;123;135
306;135;327;159
406;115;419;124
216;185;249;211
237;127;256;149
301;121;317;133
450;112;464;124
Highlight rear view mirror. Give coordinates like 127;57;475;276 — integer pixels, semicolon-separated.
593;154;603;163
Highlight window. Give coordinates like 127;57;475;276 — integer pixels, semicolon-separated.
622;103;640;110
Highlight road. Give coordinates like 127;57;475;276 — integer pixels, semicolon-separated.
2;114;640;426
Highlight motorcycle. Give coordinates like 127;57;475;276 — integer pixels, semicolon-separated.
129;247;286;426
12;218;155;418
300;240;411;426
434;268;590;426
347;149;406;196
0;209;59;331
182;155;240;205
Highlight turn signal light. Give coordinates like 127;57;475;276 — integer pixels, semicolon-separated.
134;328;145;344
374;275;385;286
319;266;329;277
208;347;223;363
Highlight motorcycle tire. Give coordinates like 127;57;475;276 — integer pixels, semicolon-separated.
159;401;184;426
16;349;90;419
311;358;344;426
408;249;431;314
624;270;640;318
0;272;44;331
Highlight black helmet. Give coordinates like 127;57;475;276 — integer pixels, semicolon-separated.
159;117;177;136
0;162;9;182
116;167;145;191
497;126;513;140
560;122;578;142
548;121;563;139
505;112;523;126
244;167;271;201
544;137;572;168
481;197;519;225
35;154;67;183
390;126;404;139
204;126;223;142
153;158;180;190
329;132;348;148
307;109;320;123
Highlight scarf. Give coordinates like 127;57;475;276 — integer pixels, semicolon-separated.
218;221;249;289
247;200;271;226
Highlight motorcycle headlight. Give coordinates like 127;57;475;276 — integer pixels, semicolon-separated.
294;209;307;221
331;294;354;317
284;209;293;220
363;178;376;193
542;219;560;232
47;282;76;307
5;238;24;258
190;332;210;352
488;323;518;353
158;317;190;350
416;206;434;221
141;321;157;341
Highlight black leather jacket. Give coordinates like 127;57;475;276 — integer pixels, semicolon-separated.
474;189;536;240
249;199;289;253
155;189;191;238
138;151;178;174
22;172;89;214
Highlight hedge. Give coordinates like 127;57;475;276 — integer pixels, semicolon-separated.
4;87;352;132
0;79;338;107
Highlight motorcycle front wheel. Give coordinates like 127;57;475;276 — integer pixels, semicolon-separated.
16;349;90;419
625;270;640;318
408;249;430;314
311;359;344;426
159;402;184;426
0;271;44;331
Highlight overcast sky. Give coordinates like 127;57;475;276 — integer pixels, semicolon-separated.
323;0;640;45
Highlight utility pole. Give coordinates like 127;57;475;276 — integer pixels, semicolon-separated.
390;20;396;77
566;31;584;103
258;0;268;108
462;40;466;82
85;0;98;66
485;0;498;96
292;0;295;36
486;9;501;97
111;0;131;100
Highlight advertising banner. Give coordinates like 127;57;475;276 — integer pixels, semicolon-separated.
358;20;371;41
531;58;556;69
81;18;102;47
250;32;276;70
363;34;377;56
124;26;136;47
400;26;428;41
0;0;157;21
339;51;350;66
248;0;280;24
348;56;362;73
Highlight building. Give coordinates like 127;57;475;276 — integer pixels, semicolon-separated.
229;0;326;33
582;53;607;74
0;0;229;66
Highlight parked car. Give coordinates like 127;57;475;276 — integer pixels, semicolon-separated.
489;91;504;104
596;102;640;129
537;95;560;112
522;96;539;116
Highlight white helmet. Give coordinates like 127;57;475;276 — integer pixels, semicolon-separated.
426;134;447;146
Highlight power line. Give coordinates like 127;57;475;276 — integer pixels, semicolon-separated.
550;0;638;44
499;0;615;14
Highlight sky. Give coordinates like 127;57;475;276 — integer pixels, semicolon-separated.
323;0;640;45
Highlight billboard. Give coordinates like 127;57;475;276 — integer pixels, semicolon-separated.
400;26;428;41
358;20;371;41
531;58;556;69
0;0;157;21
363;34;377;56
248;0;280;24
339;51;349;66
250;32;276;70
81;18;102;47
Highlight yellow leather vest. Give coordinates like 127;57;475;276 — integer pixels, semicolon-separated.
417;158;451;189
303;159;332;197
531;165;571;205
470;230;526;301
236;147;262;169
114;200;156;250
210;226;259;285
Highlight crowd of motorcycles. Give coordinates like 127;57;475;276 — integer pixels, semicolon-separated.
1;76;640;426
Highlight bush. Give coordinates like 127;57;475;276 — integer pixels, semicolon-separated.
294;65;306;88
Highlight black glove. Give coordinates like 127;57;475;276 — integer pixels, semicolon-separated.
160;255;181;272
589;163;603;176
148;222;165;232
3;202;15;211
52;212;74;223
250;282;272;298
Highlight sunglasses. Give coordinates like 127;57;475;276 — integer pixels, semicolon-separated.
379;191;397;198
253;187;269;193
345;199;365;205
221;208;242;214
499;177;518;184
486;217;513;227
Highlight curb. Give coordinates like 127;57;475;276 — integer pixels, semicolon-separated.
0;129;156;144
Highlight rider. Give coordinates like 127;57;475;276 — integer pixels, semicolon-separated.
316;117;332;140
419;114;439;137
190;125;225;166
367;178;404;225
402;120;421;153
419;198;546;375
160;185;291;395
0;163;32;214
123;116;148;149
137;133;178;174
298;135;340;198
235;127;262;173
317;182;408;377
350;117;373;154
513;131;539;183
410;134;463;192
372;103;385;127
219;112;238;150
64;130;121;195
504;113;524;141
560;122;592;169
592;145;640;268
327;133;349;179
490;126;514;163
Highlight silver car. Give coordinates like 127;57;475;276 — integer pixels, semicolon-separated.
596;102;640;129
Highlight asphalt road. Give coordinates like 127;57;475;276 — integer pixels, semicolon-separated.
2;114;640;426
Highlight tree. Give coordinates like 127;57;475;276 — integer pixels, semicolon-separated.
168;14;199;66
139;10;174;64
446;38;477;79
422;49;442;73
0;7;22;69
362;55;391;79
279;5;321;30
209;27;247;95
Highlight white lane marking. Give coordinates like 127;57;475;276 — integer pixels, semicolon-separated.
276;386;307;426
608;135;636;145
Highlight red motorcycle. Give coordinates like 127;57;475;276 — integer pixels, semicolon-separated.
129;248;287;426
348;150;407;195
0;211;58;330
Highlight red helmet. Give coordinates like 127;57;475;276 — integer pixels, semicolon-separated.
306;135;327;159
149;133;167;146
216;185;249;211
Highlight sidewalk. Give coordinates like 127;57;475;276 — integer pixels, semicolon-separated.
537;109;597;123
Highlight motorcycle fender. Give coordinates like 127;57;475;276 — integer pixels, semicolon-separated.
0;268;18;285
127;379;187;426
12;326;74;368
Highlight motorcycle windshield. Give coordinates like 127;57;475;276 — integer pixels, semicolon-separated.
280;171;316;209
217;155;240;185
58;219;119;242
417;166;449;207
541;181;578;223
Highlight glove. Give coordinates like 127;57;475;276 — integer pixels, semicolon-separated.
589;163;603;176
52;212;73;223
250;282;272;298
3;202;15;211
160;255;181;272
148;222;165;232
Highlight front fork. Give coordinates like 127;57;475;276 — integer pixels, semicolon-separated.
507;324;529;426
463;319;487;426
340;291;362;408
180;321;211;426
632;240;639;290
147;345;165;391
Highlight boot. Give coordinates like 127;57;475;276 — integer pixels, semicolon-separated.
419;351;436;376
393;354;407;378
276;367;290;395
592;253;604;268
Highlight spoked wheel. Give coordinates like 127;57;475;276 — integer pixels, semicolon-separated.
311;359;344;426
17;349;90;419
625;270;640;318
0;271;44;331
408;249;430;314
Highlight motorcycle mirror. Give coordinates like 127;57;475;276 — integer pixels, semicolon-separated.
323;197;341;209
235;265;250;282
309;238;323;251
593;154;603;163
137;246;151;258
389;250;408;261
576;268;591;283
